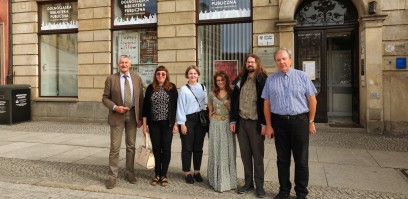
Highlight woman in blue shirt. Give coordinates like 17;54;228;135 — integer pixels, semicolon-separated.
176;65;208;184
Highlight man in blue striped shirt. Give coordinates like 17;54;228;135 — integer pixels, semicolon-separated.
262;48;317;199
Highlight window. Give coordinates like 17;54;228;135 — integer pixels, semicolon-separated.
198;23;252;88
197;0;252;88
39;1;78;97
295;0;358;27
112;0;158;87
112;29;158;87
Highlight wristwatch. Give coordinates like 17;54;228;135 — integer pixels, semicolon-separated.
309;120;314;124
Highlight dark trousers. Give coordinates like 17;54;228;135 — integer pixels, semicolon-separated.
272;114;309;197
237;118;265;188
180;113;206;172
150;120;173;177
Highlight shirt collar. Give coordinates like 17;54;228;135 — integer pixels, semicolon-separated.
120;72;129;78
277;68;293;77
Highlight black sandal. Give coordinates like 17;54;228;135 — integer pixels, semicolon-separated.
151;176;160;186
160;176;168;187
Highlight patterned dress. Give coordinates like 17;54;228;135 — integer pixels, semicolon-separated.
207;94;237;192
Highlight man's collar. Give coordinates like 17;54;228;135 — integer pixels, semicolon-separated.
120;72;129;77
277;68;293;76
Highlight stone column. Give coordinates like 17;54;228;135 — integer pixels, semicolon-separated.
360;14;387;134
157;0;196;87
77;0;111;102
275;20;297;57
11;0;38;97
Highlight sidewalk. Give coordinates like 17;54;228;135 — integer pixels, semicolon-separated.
0;121;407;199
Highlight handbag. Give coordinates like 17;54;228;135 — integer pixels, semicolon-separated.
198;110;209;127
186;84;209;127
136;133;155;169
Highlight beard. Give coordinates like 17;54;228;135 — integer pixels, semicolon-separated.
247;66;255;73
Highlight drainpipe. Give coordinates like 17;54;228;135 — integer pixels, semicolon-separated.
6;0;13;84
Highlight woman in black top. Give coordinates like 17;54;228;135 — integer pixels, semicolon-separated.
142;66;178;187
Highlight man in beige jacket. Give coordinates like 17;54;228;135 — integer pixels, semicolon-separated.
102;55;144;189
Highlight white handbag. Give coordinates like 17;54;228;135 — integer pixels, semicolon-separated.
136;133;155;169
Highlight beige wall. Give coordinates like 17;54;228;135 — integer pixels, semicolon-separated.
381;0;408;133
10;0;408;133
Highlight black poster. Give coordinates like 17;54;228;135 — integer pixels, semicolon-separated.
199;0;250;20
41;2;78;30
114;0;157;26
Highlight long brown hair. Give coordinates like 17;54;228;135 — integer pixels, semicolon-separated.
238;53;267;78
152;65;173;91
212;71;232;100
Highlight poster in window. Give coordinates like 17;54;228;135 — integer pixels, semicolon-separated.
199;0;250;20
41;2;78;30
302;61;316;80
139;31;158;64
138;65;157;88
114;0;157;26
118;33;140;63
214;60;238;82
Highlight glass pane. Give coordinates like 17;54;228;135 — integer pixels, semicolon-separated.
40;2;78;31
295;0;358;27
327;33;352;116
297;32;322;94
113;0;157;26
198;23;251;89
40;34;78;96
199;0;250;20
113;29;158;87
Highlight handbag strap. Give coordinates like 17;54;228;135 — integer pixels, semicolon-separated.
186;84;206;109
186;84;204;106
145;133;152;148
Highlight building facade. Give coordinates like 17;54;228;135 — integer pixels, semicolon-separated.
6;0;408;134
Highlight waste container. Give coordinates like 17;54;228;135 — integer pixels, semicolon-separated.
0;84;31;124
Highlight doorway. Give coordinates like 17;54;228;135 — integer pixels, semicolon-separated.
295;29;359;124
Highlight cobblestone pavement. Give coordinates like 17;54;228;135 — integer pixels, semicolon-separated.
1;121;408;198
0;181;147;199
0;157;407;199
2;121;408;152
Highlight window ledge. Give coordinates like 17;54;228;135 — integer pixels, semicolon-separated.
34;97;79;102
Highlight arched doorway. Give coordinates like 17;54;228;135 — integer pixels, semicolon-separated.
294;0;359;123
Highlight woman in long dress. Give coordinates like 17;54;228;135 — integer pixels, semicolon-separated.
207;71;237;192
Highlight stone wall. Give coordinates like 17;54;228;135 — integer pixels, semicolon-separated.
382;1;408;134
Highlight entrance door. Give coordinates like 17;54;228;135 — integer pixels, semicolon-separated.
327;32;353;117
295;30;327;122
295;29;359;123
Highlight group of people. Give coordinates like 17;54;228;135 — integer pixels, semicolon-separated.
102;48;317;199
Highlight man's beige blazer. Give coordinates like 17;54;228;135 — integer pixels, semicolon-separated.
102;72;144;126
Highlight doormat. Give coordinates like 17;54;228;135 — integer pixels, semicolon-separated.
329;123;362;128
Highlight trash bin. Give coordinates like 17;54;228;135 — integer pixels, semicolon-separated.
0;84;31;124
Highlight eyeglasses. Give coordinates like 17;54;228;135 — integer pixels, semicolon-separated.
156;72;166;77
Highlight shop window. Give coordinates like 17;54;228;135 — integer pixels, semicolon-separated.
197;0;252;88
112;0;157;88
38;1;78;97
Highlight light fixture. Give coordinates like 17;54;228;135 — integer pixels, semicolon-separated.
368;1;377;15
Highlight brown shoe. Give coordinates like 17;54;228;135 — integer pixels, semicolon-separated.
125;173;137;184
105;178;117;189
